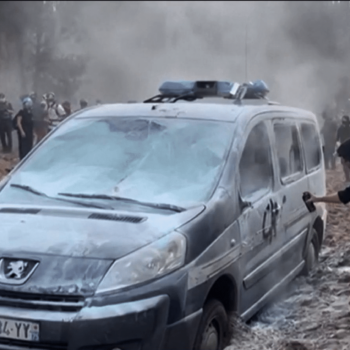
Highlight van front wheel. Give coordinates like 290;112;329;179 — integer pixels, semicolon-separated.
193;299;229;350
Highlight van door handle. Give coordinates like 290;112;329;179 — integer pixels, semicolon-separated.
262;202;271;229
272;203;281;214
262;202;272;239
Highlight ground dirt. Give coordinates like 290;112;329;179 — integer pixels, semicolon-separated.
0;154;349;350
0;152;18;179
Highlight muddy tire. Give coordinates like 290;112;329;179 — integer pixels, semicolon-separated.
193;299;229;350
301;231;319;276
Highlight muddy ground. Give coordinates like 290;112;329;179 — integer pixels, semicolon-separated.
0;153;18;179
0;153;349;350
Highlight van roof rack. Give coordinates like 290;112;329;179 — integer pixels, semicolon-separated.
143;80;273;104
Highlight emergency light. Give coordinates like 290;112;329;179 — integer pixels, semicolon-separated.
158;81;240;98
144;79;270;103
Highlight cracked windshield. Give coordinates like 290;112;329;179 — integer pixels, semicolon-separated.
1;118;234;209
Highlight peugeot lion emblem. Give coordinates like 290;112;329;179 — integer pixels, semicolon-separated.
5;260;28;279
0;258;39;285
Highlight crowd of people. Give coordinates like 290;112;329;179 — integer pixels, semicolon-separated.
0;92;102;160
2;95;350;178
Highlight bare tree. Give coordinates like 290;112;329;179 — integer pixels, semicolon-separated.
0;1;86;100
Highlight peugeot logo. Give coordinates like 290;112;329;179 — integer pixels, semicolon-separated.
0;258;39;285
5;260;28;279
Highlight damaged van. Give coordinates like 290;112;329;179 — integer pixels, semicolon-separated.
0;80;327;350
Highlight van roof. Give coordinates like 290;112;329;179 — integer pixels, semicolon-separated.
76;102;317;124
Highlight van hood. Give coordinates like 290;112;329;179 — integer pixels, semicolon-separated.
0;204;204;259
0;204;204;295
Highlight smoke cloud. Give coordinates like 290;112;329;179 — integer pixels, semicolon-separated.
3;1;350;115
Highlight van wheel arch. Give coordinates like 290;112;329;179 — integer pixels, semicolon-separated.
204;274;238;313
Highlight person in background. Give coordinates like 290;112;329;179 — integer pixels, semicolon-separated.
62;101;72;118
336;115;350;181
43;92;66;132
321;110;338;170
30;92;48;144
308;138;350;205
15;97;34;160
0;93;14;153
79;99;88;110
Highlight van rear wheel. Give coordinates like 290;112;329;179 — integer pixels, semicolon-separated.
193;299;229;350
301;230;319;276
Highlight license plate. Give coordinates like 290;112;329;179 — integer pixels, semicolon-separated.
0;317;39;342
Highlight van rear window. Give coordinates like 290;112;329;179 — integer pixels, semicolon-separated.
300;123;322;172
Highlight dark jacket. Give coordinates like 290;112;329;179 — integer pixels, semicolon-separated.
337;123;350;144
31;100;47;122
0;101;13;121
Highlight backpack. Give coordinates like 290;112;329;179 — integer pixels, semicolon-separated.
52;103;66;122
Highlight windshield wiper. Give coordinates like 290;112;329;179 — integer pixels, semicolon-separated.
58;192;186;213
10;184;114;210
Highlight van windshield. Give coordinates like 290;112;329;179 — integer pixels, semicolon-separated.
3;117;234;208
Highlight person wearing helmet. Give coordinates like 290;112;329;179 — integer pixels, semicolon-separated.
29;92;37;101
336;115;350;181
0;93;14;153
79;99;88;110
14;97;34;160
30;91;48;144
43;92;66;132
62;101;72;118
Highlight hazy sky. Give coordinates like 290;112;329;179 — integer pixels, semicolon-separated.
3;1;350;114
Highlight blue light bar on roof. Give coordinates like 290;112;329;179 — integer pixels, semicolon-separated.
244;80;269;98
159;80;239;97
253;80;269;94
159;81;195;96
158;80;269;99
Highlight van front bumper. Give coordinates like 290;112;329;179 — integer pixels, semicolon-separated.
0;295;202;350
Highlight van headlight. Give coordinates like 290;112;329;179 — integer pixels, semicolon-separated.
96;232;187;294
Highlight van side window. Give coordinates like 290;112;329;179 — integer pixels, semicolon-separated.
274;123;303;179
300;123;322;171
239;122;273;198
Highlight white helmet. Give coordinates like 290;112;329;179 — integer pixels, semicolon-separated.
23;97;33;108
43;92;55;102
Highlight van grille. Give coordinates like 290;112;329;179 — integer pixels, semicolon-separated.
0;290;84;312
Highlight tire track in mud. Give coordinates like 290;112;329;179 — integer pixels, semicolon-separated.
226;165;350;350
